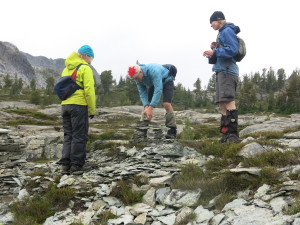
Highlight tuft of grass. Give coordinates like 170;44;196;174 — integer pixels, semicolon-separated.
242;150;300;168
180;118;195;140
176;212;197;225
214;192;235;210
133;174;149;186
171;164;205;190
111;180;144;205
10;196;53;224
284;193;300;215
192;124;220;139
44;184;76;210
94;210;118;225
196;140;244;158
260;167;282;185
10;183;76;225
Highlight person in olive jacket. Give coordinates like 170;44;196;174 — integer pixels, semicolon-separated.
58;45;96;175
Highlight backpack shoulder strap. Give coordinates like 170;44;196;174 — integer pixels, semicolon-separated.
71;64;86;81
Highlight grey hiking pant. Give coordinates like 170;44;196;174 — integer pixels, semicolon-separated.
58;104;89;167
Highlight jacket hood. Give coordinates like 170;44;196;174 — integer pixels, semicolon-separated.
65;52;87;70
220;23;240;35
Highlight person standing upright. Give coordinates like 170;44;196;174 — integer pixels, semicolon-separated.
58;45;96;174
203;11;241;143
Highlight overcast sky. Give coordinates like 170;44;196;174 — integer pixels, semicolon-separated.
2;0;300;89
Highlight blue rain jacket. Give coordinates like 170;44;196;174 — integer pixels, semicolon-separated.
136;63;173;107
213;23;240;76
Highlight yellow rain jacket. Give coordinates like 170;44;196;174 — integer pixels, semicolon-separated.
61;52;96;115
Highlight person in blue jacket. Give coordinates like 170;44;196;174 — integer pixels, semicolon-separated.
127;63;177;139
203;11;240;143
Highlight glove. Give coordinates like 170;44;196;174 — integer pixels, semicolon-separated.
89;115;94;119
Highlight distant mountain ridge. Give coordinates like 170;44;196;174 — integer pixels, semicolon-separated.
0;41;100;89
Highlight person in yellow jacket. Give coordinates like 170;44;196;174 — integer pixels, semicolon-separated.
58;45;96;175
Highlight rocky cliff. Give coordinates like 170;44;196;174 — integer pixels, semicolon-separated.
0;41;100;89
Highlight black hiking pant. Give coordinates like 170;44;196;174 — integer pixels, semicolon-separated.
58;104;89;167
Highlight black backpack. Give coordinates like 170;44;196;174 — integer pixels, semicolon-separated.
162;64;177;78
54;64;84;100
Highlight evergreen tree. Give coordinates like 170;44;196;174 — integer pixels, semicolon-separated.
3;74;12;91
207;73;216;92
100;70;113;94
277;68;286;91
285;70;300;113
30;78;36;90
45;77;55;95
238;75;257;113
266;67;277;92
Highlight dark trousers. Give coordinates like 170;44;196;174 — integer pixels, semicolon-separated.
58;105;88;167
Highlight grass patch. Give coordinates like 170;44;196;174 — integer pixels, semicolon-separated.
192;125;220;139
111;180;144;205
243;131;284;139
10;196;53;225
284;193;300;215
260;167;282;185
171;164;205;190
242;150;300;168
10;183;76;225
196;140;244;158
4;108;58;121
255;139;285;148
5;119;58;126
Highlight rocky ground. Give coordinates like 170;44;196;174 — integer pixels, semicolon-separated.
0;101;300;225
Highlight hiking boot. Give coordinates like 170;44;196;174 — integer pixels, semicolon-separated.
226;133;241;143
70;164;92;175
219;133;230;143
61;164;71;175
165;127;177;139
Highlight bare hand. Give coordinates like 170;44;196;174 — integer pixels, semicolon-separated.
144;106;153;121
203;50;214;58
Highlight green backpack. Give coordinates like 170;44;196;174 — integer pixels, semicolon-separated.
235;36;246;62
